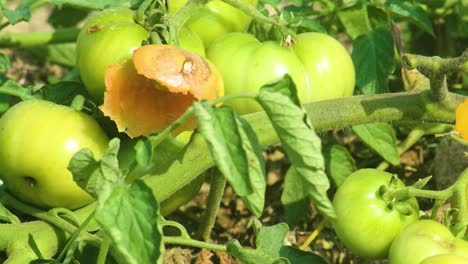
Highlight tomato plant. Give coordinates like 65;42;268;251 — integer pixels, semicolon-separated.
168;0;258;47
206;32;356;114
76;8;205;103
0;100;109;209
332;169;420;259
389;220;468;264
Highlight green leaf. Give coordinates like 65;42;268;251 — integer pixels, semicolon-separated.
352;123;400;166
227;221;327;264
255;220;289;258
323;144;356;188
68;138;123;199
235;116;266;217
385;0;434;36
0;201;20;223
0;94;9;113
46;43;76;67
0;53;11;71
338;4;372;39
47;5;89;28
193;103;253;196
2;6;31;25
135;138;153;169
279;246;329;264
38;81;89;106
256;76;335;219
0;80;35;100
281;167;310;226
351;28;395;94
95;180;164;264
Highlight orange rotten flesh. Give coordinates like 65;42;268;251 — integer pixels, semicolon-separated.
101;44;224;138
455;99;468;140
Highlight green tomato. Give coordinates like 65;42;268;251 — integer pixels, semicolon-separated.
76;8;148;102
76;8;205;103
0;100;109;209
332;169;419;259
168;0;258;47
206;32;356;114
389;220;468;264
420;254;468;264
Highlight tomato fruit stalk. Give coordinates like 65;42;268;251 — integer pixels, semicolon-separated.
332;169;419;259
207;32;356;114
0;100;109;209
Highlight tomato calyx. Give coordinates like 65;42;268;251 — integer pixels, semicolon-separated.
378;175;419;216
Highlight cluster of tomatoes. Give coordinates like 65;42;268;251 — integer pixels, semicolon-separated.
332;169;468;263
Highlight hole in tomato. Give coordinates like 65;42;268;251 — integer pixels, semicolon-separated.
23;176;37;188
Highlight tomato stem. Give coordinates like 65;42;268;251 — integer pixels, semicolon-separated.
163;236;227;252
167;0;208;46
0;28;79;48
96;236;111;264
196;168;227;241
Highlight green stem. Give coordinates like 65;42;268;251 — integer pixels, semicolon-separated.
0;28;79;48
56;210;96;262
404;49;468;75
196;168;227;241
168;0;208;45
454;168;468;235
70;95;85;112
221;0;282;27
142;90;466;206
96;236;111;264
163;236;227;252
386;185;455;202
0;190;102;248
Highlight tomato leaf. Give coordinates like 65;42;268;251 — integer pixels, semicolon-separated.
0;53;11;71
68;138;123;199
337;4;373;39
227;220;328;264
2;6;31;25
351;28;395;94
39;81;90;106
47;5;89;28
0;80;35;100
193;103;254;196
352;123;400;166
0;200;20;224
235;116;266;217
323;144;357;188
281;167;310;226
94;180;164;264
256;76;335;219
385;0;435;36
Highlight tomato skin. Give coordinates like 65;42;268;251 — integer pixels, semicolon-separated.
332;169;419;259
76;8;205;103
420;254;468;264
389;219;468;264
168;0;258;47
0;100;109;209
206;32;355;114
76;8;148;102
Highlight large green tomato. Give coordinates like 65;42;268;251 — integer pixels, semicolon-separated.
0;100;109;209
207;32;356;114
168;0;258;47
76;8;148;102
332;169;419;259
420;254;468;264
76;8;205;103
389;219;468;264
